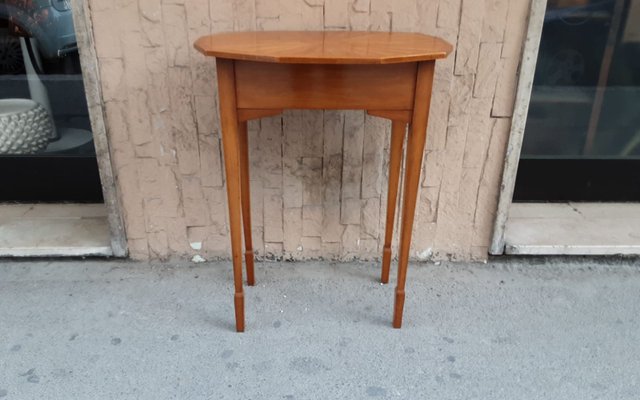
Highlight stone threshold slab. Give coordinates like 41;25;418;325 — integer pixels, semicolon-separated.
505;203;640;255
0;203;112;257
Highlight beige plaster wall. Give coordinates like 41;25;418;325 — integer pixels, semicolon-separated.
88;0;530;261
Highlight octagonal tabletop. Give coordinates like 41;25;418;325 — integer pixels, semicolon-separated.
194;31;453;64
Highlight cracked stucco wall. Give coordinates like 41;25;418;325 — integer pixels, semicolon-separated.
88;0;530;261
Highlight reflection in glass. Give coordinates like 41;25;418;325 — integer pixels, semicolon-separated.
522;0;640;159
0;0;94;156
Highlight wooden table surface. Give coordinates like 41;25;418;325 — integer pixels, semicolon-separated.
195;31;452;332
194;31;452;64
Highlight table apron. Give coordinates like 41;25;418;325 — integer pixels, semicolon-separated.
234;60;418;111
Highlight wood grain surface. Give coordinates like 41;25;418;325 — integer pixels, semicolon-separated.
194;31;452;64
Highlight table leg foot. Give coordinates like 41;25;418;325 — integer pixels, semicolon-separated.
245;250;255;286
381;247;392;284
393;288;404;329
234;293;245;332
392;288;405;329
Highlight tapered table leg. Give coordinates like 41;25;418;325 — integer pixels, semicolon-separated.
393;61;435;329
238;120;255;286
216;58;245;332
381;121;406;284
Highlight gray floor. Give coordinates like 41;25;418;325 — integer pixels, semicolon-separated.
1;258;639;399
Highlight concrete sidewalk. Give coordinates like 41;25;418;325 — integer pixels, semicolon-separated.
1;258;639;399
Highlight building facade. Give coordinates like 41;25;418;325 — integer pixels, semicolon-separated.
82;0;530;260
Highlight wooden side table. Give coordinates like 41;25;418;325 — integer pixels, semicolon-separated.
195;31;452;332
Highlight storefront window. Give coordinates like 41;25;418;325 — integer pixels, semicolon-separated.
516;0;640;201
0;0;102;201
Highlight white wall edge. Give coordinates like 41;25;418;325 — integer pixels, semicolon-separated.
70;0;128;257
489;0;549;255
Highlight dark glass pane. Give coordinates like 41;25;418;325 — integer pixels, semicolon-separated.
517;0;640;201
0;0;102;202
